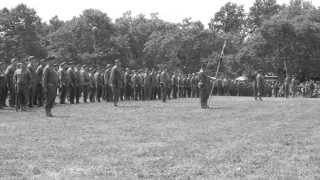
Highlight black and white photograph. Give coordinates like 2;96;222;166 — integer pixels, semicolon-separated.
0;0;320;179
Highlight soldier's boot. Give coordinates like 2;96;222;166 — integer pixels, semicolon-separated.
46;109;53;117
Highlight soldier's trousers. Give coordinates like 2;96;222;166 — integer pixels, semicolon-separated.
112;86;120;106
144;85;152;100
191;87;197;98
8;85;15;107
133;86;140;100
160;83;167;102
35;84;43;106
68;85;75;104
199;87;210;108
120;87;124;101
82;85;89;103
96;85;102;102
28;84;37;106
151;87;157;100
75;85;81;103
172;85;178;99
125;85;131;100
0;85;6;107
45;85;57;113
16;85;28;110
60;85;67;104
89;86;96;102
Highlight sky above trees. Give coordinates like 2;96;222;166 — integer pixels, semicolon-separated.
1;0;319;24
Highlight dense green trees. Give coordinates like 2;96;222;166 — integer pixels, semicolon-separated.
0;0;320;78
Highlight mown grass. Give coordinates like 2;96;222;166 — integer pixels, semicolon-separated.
0;97;320;179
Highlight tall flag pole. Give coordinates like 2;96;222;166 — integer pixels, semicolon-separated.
208;40;227;103
215;40;227;78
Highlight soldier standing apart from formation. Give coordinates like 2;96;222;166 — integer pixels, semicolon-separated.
160;67;170;102
110;59;122;106
42;57;59;117
256;70;264;101
198;64;215;109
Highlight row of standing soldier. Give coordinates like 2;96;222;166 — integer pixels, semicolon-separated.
0;57;205;116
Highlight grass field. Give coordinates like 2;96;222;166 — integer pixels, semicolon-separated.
0;97;320;179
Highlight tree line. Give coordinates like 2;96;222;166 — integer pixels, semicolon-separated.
0;0;320;79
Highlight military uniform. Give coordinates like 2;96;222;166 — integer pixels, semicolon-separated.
14;65;31;111
27;64;37;107
74;67;81;103
124;70;132;100
171;74;178;99
67;67;76;104
256;72;264;100
80;67;90;103
144;71;152;100
103;67;112;102
284;76;290;98
88;71;96;102
35;64;44;106
109;63;122;106
198;68;211;109
94;71;103;102
0;64;6;108
160;70;170;102
131;72;141;100
58;66;67;104
5;64;16;107
42;64;59;117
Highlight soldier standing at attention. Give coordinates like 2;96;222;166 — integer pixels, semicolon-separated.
284;75;290;98
74;65;81;104
27;59;37;107
80;65;90;103
67;64;76;104
58;63;67;104
144;69;152;100
109;59;122;106
198;64;215;109
5;58;17;107
160;67;170;103
103;64;112;102
42;57;59;117
171;72;178;99
0;62;6;109
14;63;31;112
124;68;131;101
94;68;103;102
256;70;264;101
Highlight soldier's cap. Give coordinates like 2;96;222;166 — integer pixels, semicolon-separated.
46;56;56;60
106;64;111;68
39;59;46;62
27;56;35;61
10;58;16;63
114;59;120;63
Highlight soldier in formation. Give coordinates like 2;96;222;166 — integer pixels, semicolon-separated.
1;55;319;115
